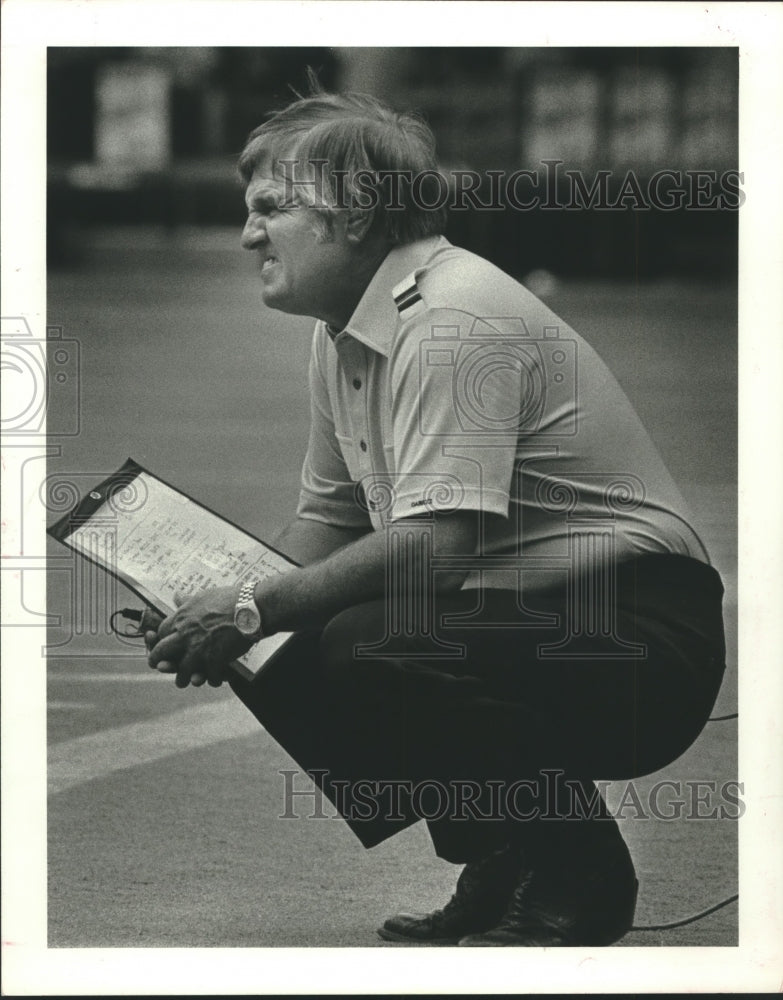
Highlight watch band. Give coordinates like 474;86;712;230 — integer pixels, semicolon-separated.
234;580;264;641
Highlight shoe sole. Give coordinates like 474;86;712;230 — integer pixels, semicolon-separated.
377;925;459;945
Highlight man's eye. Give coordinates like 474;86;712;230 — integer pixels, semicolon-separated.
252;201;296;216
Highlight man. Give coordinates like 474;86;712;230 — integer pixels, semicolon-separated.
146;87;727;946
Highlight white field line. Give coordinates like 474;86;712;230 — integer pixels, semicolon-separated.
48;701;96;711
49;672;178;683
48;699;261;796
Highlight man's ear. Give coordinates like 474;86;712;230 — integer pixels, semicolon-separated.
345;208;374;245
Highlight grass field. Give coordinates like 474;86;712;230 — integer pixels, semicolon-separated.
45;225;738;950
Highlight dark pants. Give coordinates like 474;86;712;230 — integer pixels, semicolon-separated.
230;554;726;864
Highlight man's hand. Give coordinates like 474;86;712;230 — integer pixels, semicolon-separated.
143;510;478;674
145;586;254;689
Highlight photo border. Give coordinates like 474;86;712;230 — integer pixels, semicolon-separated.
2;1;781;994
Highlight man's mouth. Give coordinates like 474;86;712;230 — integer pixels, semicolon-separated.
261;255;278;273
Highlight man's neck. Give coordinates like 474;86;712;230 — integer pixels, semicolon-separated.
321;241;391;332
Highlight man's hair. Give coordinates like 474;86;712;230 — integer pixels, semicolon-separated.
238;86;447;245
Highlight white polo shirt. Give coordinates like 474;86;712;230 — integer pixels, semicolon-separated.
297;236;709;590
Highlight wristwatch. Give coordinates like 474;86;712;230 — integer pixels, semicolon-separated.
233;581;264;642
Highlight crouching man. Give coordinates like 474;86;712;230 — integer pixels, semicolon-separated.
146;86;726;946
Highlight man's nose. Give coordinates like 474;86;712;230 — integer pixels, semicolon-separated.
241;216;267;251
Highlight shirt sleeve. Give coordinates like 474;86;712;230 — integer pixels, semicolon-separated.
296;326;372;529
387;307;521;522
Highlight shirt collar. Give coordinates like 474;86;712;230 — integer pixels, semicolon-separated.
329;236;449;356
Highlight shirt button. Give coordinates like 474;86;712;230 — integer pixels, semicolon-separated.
353;377;362;390
360;440;368;452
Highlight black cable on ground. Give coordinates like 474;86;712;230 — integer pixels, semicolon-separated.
632;892;738;931
628;707;738;933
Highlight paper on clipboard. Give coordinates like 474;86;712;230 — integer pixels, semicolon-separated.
47;458;296;680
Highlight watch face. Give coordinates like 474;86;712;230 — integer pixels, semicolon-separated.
236;607;258;634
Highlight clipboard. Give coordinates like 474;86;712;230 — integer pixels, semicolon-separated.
47;458;298;680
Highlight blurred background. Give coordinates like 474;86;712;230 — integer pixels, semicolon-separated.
45;47;738;948
48;46;738;276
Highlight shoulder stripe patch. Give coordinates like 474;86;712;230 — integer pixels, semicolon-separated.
392;272;425;318
395;289;422;311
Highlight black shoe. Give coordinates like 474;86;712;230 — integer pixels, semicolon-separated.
378;843;523;944
459;836;638;947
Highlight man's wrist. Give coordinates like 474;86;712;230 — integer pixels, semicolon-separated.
233;580;265;642
251;580;277;638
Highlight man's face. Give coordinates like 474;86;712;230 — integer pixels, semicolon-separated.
241;162;355;326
